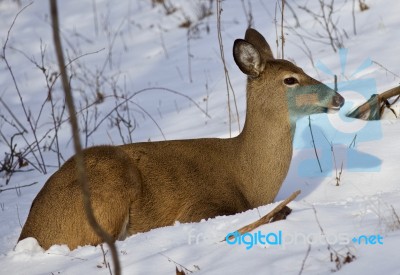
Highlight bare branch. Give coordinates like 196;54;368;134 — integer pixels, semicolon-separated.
0;97;28;133
49;1;121;274
0;182;38;193
308;116;322;173
224;190;301;241
2;2;47;174
281;0;285;58
347;85;400;120
216;0;241;137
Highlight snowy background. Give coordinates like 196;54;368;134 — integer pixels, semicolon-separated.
0;0;400;274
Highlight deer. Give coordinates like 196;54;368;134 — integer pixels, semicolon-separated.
18;28;344;250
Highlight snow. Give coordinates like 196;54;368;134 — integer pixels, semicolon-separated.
1;0;400;274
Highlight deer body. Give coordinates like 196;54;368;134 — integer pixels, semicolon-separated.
19;29;344;249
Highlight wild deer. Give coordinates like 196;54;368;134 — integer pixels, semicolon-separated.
18;28;344;249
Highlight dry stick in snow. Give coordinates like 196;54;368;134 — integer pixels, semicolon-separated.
298;243;311;275
216;0;241;137
347;86;400;120
224;190;301;241
49;1;121;275
352;0;357;35
274;2;279;57
308;116;322;173
0;182;38;193
0;97;28;133
2;2;47;174
281;0;285;58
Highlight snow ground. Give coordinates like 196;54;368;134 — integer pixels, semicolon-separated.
0;0;399;274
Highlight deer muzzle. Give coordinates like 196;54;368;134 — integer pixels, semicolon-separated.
327;93;345;113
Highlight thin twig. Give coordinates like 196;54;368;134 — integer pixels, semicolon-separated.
347;85;400;120
351;0;357;35
2;2;47;174
49;1;121;274
224;190;301;241
99;244;112;275
92;0;99;36
240;0;253;28
1;2;33;54
285;1;300;27
274;2;279;56
311;205;331;250
311;204;354;271
186;28;193;83
16;204;22;228
0;182;38;193
320;131;342;185
391;205;400;227
280;0;285;58
0;97;28;133
298;243;311;275
372;60;400;79
159;252;193;274
308;116;322;173
349;134;357;148
216;0;241;137
334;74;337;92
82;87;209;139
130;101;166;140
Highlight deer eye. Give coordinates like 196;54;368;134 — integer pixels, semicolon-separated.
283;77;299;86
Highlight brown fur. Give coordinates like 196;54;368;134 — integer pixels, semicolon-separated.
18;28;344;249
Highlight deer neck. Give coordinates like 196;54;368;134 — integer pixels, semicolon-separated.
234;80;295;207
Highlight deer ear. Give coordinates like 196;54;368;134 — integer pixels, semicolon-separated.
233;39;264;77
244;28;274;61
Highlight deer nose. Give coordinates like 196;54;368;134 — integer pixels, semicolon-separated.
333;94;345;108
